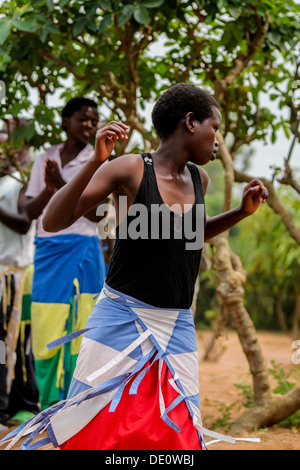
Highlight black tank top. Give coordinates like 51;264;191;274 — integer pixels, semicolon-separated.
105;153;205;308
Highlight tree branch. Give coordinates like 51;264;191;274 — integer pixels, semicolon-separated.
216;131;235;214
38;49;95;85
235;169;300;245
277;155;300;195
214;13;270;100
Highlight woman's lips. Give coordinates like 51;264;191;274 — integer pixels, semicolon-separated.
82;130;92;139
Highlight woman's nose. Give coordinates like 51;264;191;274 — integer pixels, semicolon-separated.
84;120;93;129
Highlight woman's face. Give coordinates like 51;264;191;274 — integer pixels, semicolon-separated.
63;105;99;144
190;106;222;166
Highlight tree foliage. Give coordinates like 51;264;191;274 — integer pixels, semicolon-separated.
0;0;299;160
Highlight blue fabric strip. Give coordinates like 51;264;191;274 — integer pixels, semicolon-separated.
21;437;52;450
161;412;181;433
108;381;127;412
19;420;48;450
165;394;186;415
74;373;132;407
46;327;93;350
129;349;164;396
0;418;31;444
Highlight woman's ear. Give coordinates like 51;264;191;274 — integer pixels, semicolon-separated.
62;116;69;132
185;112;195;134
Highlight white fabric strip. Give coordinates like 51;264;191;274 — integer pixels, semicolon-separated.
158;357;166;417
168;376;182;396
130;307;179;351
189;401;261;446
206;437;261;446
193;416;236;444
86;329;152;382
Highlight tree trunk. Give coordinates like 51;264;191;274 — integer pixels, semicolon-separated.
211;234;300;433
231;384;300;434
293;292;300;339
191;275;200;319
211;235;271;404
202;305;227;361
275;294;289;334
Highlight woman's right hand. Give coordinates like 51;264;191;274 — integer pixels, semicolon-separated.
44;159;65;192
94;121;129;163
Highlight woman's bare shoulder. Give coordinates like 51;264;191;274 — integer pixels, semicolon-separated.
104;153;143;171
94;153;144;197
197;166;209;195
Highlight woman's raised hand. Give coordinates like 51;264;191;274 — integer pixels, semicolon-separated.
94;121;129;163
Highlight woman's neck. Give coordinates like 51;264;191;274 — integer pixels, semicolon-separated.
151;138;190;176
60;139;86;167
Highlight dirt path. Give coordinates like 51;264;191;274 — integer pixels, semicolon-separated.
1;330;299;450
197;330;300;450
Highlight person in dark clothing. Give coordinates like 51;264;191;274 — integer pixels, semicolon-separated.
5;83;268;450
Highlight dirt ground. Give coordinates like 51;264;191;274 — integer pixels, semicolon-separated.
197;329;300;450
0;330;299;451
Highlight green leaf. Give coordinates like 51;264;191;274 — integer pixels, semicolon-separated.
24;121;36;140
0;53;10;72
98;13;113;33
72;18;87;36
142;0;164;7
117;5;134;27
11;123;36;148
45;23;60;35
0;19;11;45
228;6;241;19
282;123;290;139
98;1;112;9
86;20;98;34
46;0;54;11
40;26;48;43
58;0;69;7
133;5;150;24
216;0;226;10
15;4;32;17
11;17;40;32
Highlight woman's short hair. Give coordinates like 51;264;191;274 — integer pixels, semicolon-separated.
151;83;219;139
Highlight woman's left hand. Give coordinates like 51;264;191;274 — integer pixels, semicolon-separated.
240;179;268;215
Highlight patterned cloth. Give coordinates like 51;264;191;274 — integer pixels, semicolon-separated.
1;284;240;450
30;234;106;410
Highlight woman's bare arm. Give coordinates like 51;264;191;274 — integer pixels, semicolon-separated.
204;179;268;241
42;122;141;233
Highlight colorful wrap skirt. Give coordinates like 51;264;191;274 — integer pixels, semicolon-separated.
2;284;243;450
30;234;106;410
